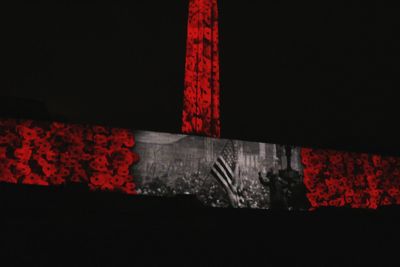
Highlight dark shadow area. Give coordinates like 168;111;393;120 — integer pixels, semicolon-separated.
2;1;187;131
1;183;400;265
219;1;400;156
0;96;69;122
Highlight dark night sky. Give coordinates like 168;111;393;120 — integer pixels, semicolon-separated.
2;1;187;132
3;1;400;155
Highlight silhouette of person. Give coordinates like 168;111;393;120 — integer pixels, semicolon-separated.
287;181;310;211
259;169;288;210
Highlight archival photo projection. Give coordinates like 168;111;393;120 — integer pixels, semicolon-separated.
133;130;308;210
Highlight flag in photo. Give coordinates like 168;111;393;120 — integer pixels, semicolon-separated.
210;140;241;207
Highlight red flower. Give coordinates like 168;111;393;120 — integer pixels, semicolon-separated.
90;173;111;186
382;197;392;206
117;166;129;176
124;182;136;194
110;175;125;187
38;147;50;156
94;156;108;166
369;202;378;209
345;196;353;204
89;161;108;172
72;163;83;172
301;156;310;165
17;125;38;141
23;173;48;186
46;150;57;162
49;175;65;185
101;183;114;191
14;147;32;161
15;163;32;176
122;132;135;147
42;164;57;177
70;174;82;183
94;134;108;145
59;167;70;177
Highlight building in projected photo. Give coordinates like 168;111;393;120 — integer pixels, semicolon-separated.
133;131;303;210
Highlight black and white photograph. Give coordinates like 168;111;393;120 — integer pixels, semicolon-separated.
134;130;309;210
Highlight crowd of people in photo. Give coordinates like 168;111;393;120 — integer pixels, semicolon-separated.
134;145;310;211
135;161;271;210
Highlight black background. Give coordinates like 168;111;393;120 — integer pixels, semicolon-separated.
2;1;400;265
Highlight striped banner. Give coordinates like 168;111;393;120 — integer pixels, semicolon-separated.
210;140;243;207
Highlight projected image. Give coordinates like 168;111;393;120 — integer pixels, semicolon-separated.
133;131;308;210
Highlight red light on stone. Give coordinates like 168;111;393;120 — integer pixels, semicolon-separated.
182;0;221;138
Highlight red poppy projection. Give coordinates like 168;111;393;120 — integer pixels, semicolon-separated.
0;119;139;194
302;148;400;209
181;0;221;138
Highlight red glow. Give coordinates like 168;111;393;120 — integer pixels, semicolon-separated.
302;148;400;210
0;119;139;194
182;0;221;138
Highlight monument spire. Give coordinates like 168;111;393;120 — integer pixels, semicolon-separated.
182;0;221;138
